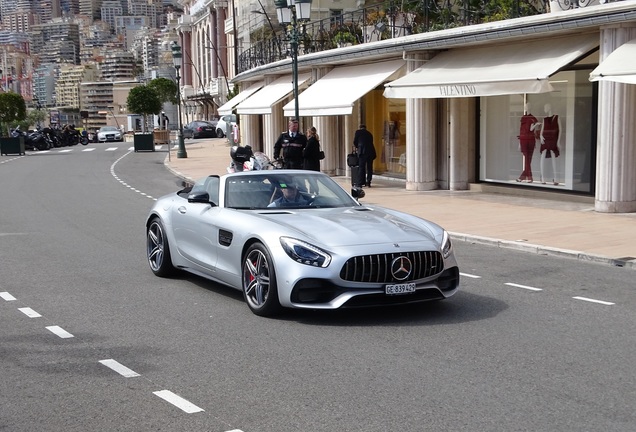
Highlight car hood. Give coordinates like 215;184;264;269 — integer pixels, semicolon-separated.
259;206;439;248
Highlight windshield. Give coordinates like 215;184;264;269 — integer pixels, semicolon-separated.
224;173;359;210
99;126;119;132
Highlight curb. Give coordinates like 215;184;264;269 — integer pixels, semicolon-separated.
163;156;635;271
451;232;636;269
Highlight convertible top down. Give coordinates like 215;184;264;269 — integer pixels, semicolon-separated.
146;170;459;316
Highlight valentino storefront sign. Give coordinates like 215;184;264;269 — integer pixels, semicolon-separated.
438;85;477;97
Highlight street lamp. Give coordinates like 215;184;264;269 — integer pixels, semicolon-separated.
171;41;187;159
274;0;312;121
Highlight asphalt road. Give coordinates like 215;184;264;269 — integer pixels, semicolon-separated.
1;144;635;432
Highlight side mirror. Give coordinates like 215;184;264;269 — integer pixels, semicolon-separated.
188;190;215;205
351;187;365;200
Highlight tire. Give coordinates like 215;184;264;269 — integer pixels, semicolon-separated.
242;243;281;317
147;218;176;277
216;128;225;138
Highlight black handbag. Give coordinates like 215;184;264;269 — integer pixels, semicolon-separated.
347;151;359;167
319;150;325;160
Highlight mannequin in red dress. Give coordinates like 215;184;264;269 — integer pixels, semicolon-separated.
516;103;540;183
540;103;561;185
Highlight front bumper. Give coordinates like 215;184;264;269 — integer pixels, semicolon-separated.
287;266;460;309
98;134;122;142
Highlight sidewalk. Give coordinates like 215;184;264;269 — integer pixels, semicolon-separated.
164;138;636;270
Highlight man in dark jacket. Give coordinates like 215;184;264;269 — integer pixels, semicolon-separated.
353;124;376;187
274;118;307;169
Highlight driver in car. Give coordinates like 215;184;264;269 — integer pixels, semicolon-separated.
268;181;309;208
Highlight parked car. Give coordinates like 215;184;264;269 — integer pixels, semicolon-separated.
215;114;237;138
183;120;218;139
96;126;123;142
145;170;460;317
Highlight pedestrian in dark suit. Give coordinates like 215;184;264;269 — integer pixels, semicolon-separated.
274;118;307;169
353;124;376;187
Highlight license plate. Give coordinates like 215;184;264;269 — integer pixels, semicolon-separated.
385;283;416;295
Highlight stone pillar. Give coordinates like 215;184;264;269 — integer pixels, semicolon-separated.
209;12;218;78
262;76;284;158
308;67;337;176
215;7;228;80
239;115;258;149
449;98;476;190
405;53;437;191
595;25;636;213
344;112;356;177
313;115;337;175
183;32;193;86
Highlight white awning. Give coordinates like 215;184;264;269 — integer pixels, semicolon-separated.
235;73;311;115
590;38;636;85
217;81;264;115
283;60;404;117
384;34;598;99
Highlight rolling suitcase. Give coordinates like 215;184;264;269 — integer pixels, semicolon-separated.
347;150;360;186
350;165;360;187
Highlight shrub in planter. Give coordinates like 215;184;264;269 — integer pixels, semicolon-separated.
0;92;27;155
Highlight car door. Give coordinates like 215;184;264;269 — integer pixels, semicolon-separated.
170;178;222;271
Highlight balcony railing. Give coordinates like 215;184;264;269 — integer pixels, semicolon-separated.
238;0;606;74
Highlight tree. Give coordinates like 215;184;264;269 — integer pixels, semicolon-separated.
0;92;27;136
16;108;47;131
147;77;178;105
126;85;162;133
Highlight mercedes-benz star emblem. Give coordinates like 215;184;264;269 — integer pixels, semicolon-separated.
390;256;412;281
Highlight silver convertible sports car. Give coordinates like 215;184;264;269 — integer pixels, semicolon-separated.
146;170;460;317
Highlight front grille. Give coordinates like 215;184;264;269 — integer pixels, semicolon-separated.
340;251;443;283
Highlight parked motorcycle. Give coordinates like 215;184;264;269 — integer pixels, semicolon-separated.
61;125;87;146
10;126;51;151
42;127;62;148
227;145;281;172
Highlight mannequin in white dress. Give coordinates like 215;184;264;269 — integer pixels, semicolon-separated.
539;103;562;185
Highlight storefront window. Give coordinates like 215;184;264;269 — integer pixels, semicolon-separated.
480;70;595;193
380;98;407;178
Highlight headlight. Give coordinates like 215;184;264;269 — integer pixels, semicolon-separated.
441;230;452;259
280;237;331;267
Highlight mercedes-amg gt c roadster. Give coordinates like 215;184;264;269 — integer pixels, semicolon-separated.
146;170;459;317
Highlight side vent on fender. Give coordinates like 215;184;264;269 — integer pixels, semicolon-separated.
219;230;233;247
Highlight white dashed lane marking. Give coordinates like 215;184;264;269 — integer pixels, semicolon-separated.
153;390;204;414
99;359;140;378
460;272;481;279
83;148;96;151
110;151;156;201
505;282;543;292
0;292;17;301
18;307;42;318
46;325;74;339
573;296;615;306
